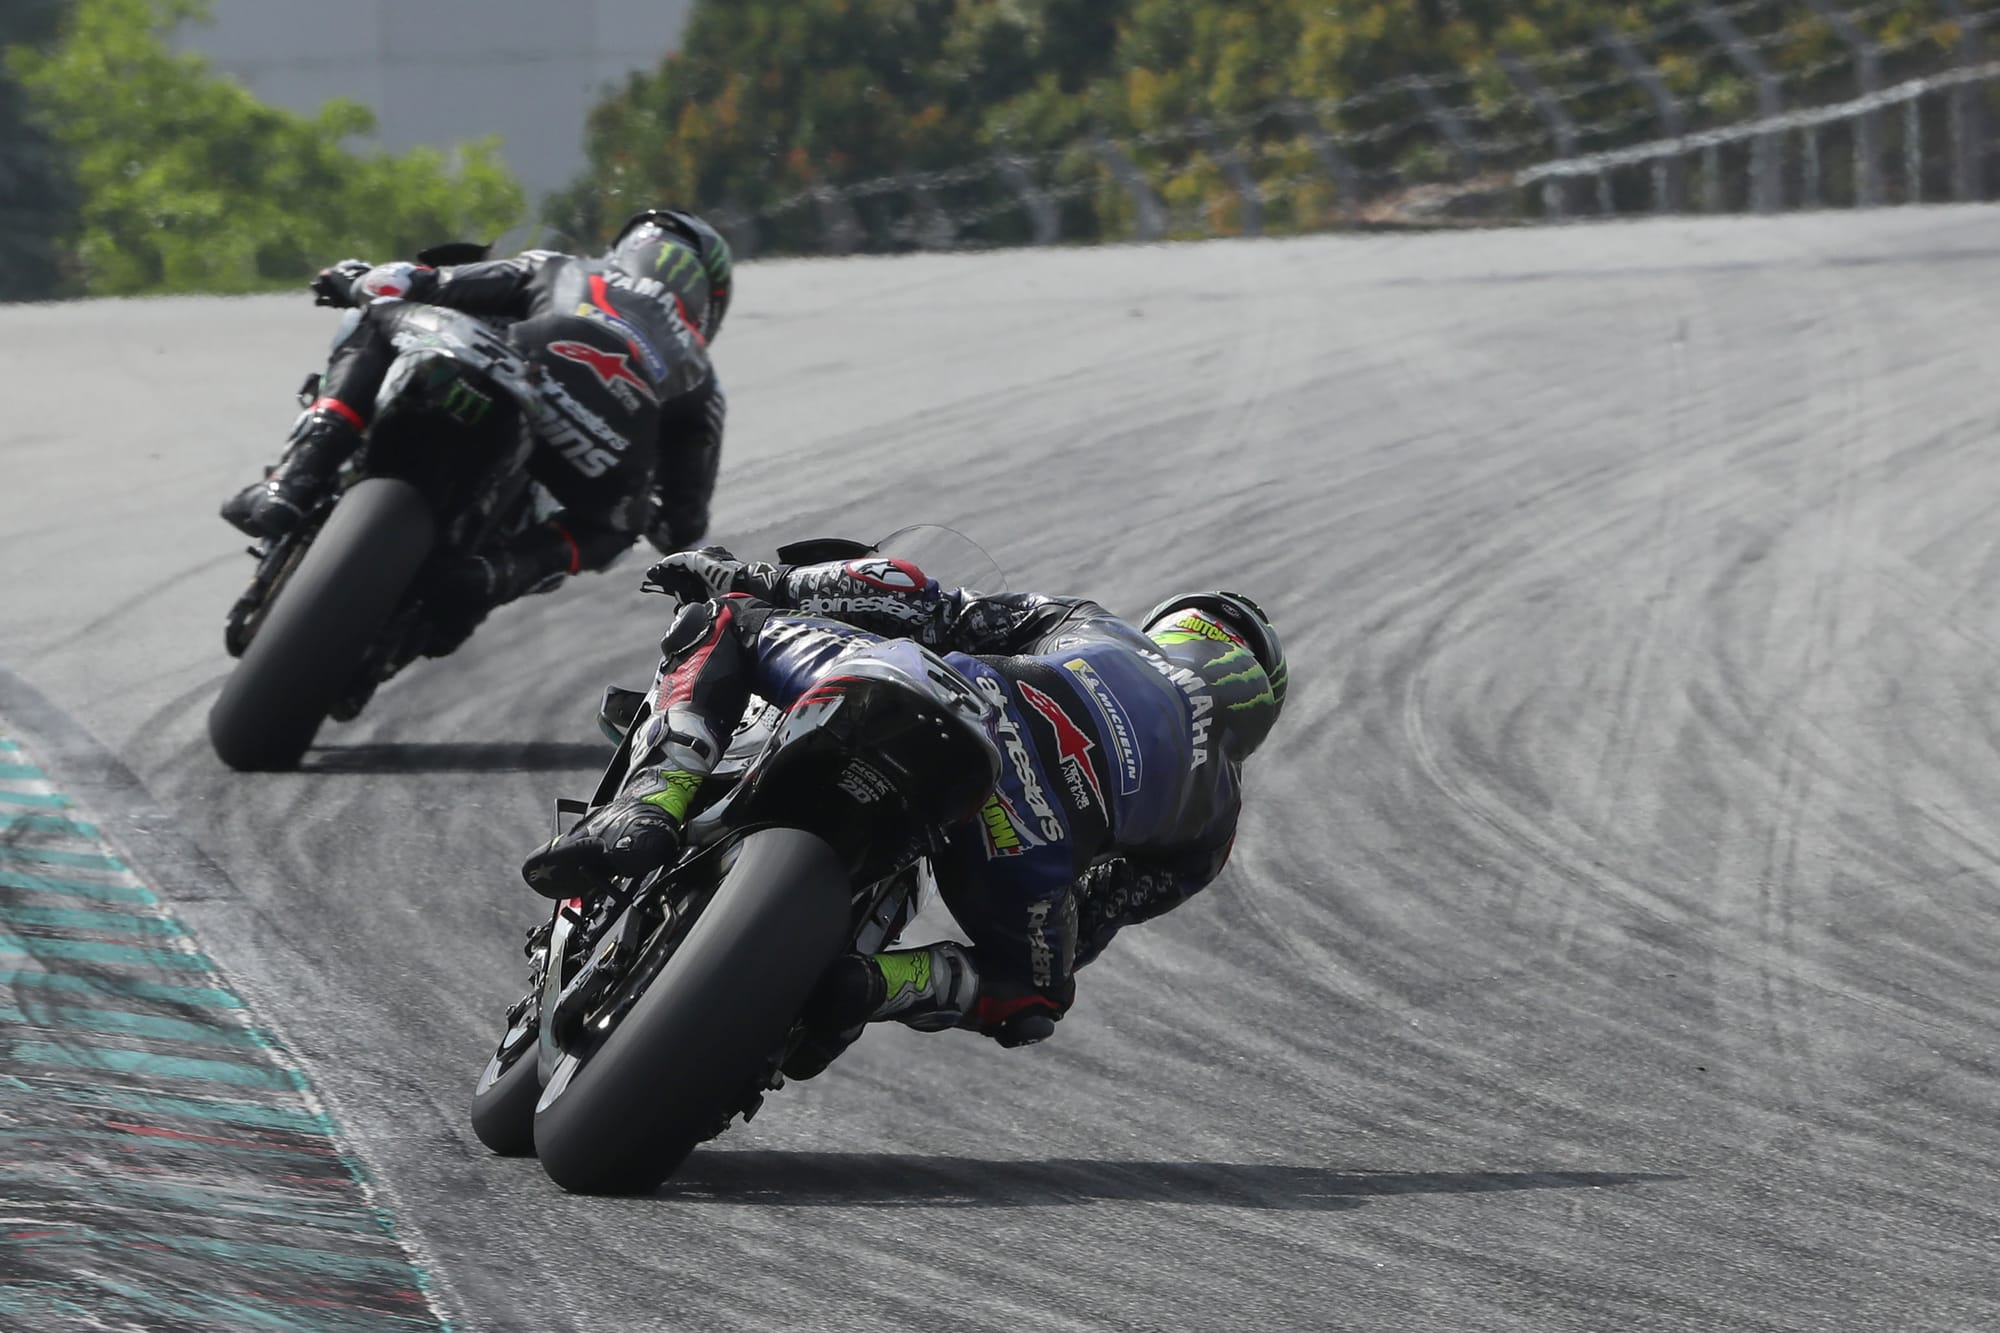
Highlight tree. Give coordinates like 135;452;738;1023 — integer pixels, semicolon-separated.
555;0;1989;252
0;0;76;300
8;0;524;296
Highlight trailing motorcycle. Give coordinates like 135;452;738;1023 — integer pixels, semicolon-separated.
209;243;555;771
469;530;1007;1194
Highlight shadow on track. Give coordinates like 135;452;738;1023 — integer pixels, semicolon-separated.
659;1152;1680;1211
303;741;607;775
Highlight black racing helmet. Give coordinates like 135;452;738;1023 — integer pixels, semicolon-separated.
1141;590;1287;760
607;209;734;342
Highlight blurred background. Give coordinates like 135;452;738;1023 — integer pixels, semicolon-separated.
4;0;1998;302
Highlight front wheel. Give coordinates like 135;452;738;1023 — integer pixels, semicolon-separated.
469;1035;542;1157
207;477;435;770
532;828;851;1194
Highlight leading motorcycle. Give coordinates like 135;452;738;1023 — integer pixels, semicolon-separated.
210;243;564;771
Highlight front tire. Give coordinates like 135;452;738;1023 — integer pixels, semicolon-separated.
469;1038;542;1157
532;828;850;1194
208;477;435;770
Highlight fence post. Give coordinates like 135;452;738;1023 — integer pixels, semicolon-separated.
1701;143;1724;211
994;155;1062;245
1091;132;1168;241
1693;1;1785;212
813;186;863;254
709;202;758;262
1286;100;1364;220
900;174;956;251
1599;27;1687;212
1801;127;1823;207
1412;80;1483;179
1198;121;1264;236
1803;0;1885;205
1904;94;1925;202
1497;52;1602;217
1938;0;1985;199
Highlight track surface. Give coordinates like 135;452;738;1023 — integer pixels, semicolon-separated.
5;209;2000;1330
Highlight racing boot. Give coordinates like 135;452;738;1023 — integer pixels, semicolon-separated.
520;764;698;899
220;404;364;538
419;525;579;658
808;942;982;1034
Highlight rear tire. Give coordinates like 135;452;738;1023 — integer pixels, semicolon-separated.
533;828;850;1194
208;478;435;771
469;1038;542;1157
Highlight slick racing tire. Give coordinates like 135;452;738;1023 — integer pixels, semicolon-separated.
532;828;850;1195
207;478;435;771
469;1037;543;1158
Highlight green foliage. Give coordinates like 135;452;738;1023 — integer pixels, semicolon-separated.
9;0;524;297
0;0;76;300
564;0;1991;251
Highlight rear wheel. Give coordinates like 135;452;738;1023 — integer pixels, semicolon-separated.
207;477;435;770
532;828;850;1194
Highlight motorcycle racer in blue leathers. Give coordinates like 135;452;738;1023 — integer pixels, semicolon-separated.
521;547;1287;1055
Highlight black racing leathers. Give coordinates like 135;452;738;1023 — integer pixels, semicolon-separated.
645;553;1244;1034
342;248;725;554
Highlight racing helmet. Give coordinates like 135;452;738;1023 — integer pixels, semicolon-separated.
1140;590;1287;760
607;209;734;342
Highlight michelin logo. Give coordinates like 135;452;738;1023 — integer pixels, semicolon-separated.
1063;657;1142;795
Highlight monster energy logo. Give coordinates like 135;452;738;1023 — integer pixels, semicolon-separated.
442;378;492;426
655;244;698;284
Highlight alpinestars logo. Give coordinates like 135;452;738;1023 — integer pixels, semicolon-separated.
795;593;930;622
975;676;1064;842
1016;681;1103;812
843;559;926;591
549;341;657;404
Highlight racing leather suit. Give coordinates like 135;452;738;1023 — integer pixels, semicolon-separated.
334;249;726;559
637;553;1243;1037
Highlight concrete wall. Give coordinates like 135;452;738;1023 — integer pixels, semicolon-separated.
179;0;695;207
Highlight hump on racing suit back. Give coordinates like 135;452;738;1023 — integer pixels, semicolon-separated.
1009;636;1212;851
531;254;712;402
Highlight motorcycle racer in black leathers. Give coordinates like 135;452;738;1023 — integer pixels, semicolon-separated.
220;210;733;645
520;547;1288;1056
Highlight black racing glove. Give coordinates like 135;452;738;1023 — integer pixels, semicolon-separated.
642;546;780;603
310;258;372;308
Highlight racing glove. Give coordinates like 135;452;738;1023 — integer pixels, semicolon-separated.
309;258;373;308
1073;858;1206;968
642;546;781;603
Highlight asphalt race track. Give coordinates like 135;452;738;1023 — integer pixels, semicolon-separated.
5;208;2000;1331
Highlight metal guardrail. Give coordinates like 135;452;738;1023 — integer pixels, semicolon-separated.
709;0;2000;256
1518;59;2000;212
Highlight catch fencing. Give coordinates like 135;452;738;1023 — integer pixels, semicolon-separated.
711;0;2000;257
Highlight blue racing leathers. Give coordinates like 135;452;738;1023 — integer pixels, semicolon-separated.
640;552;1243;1036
